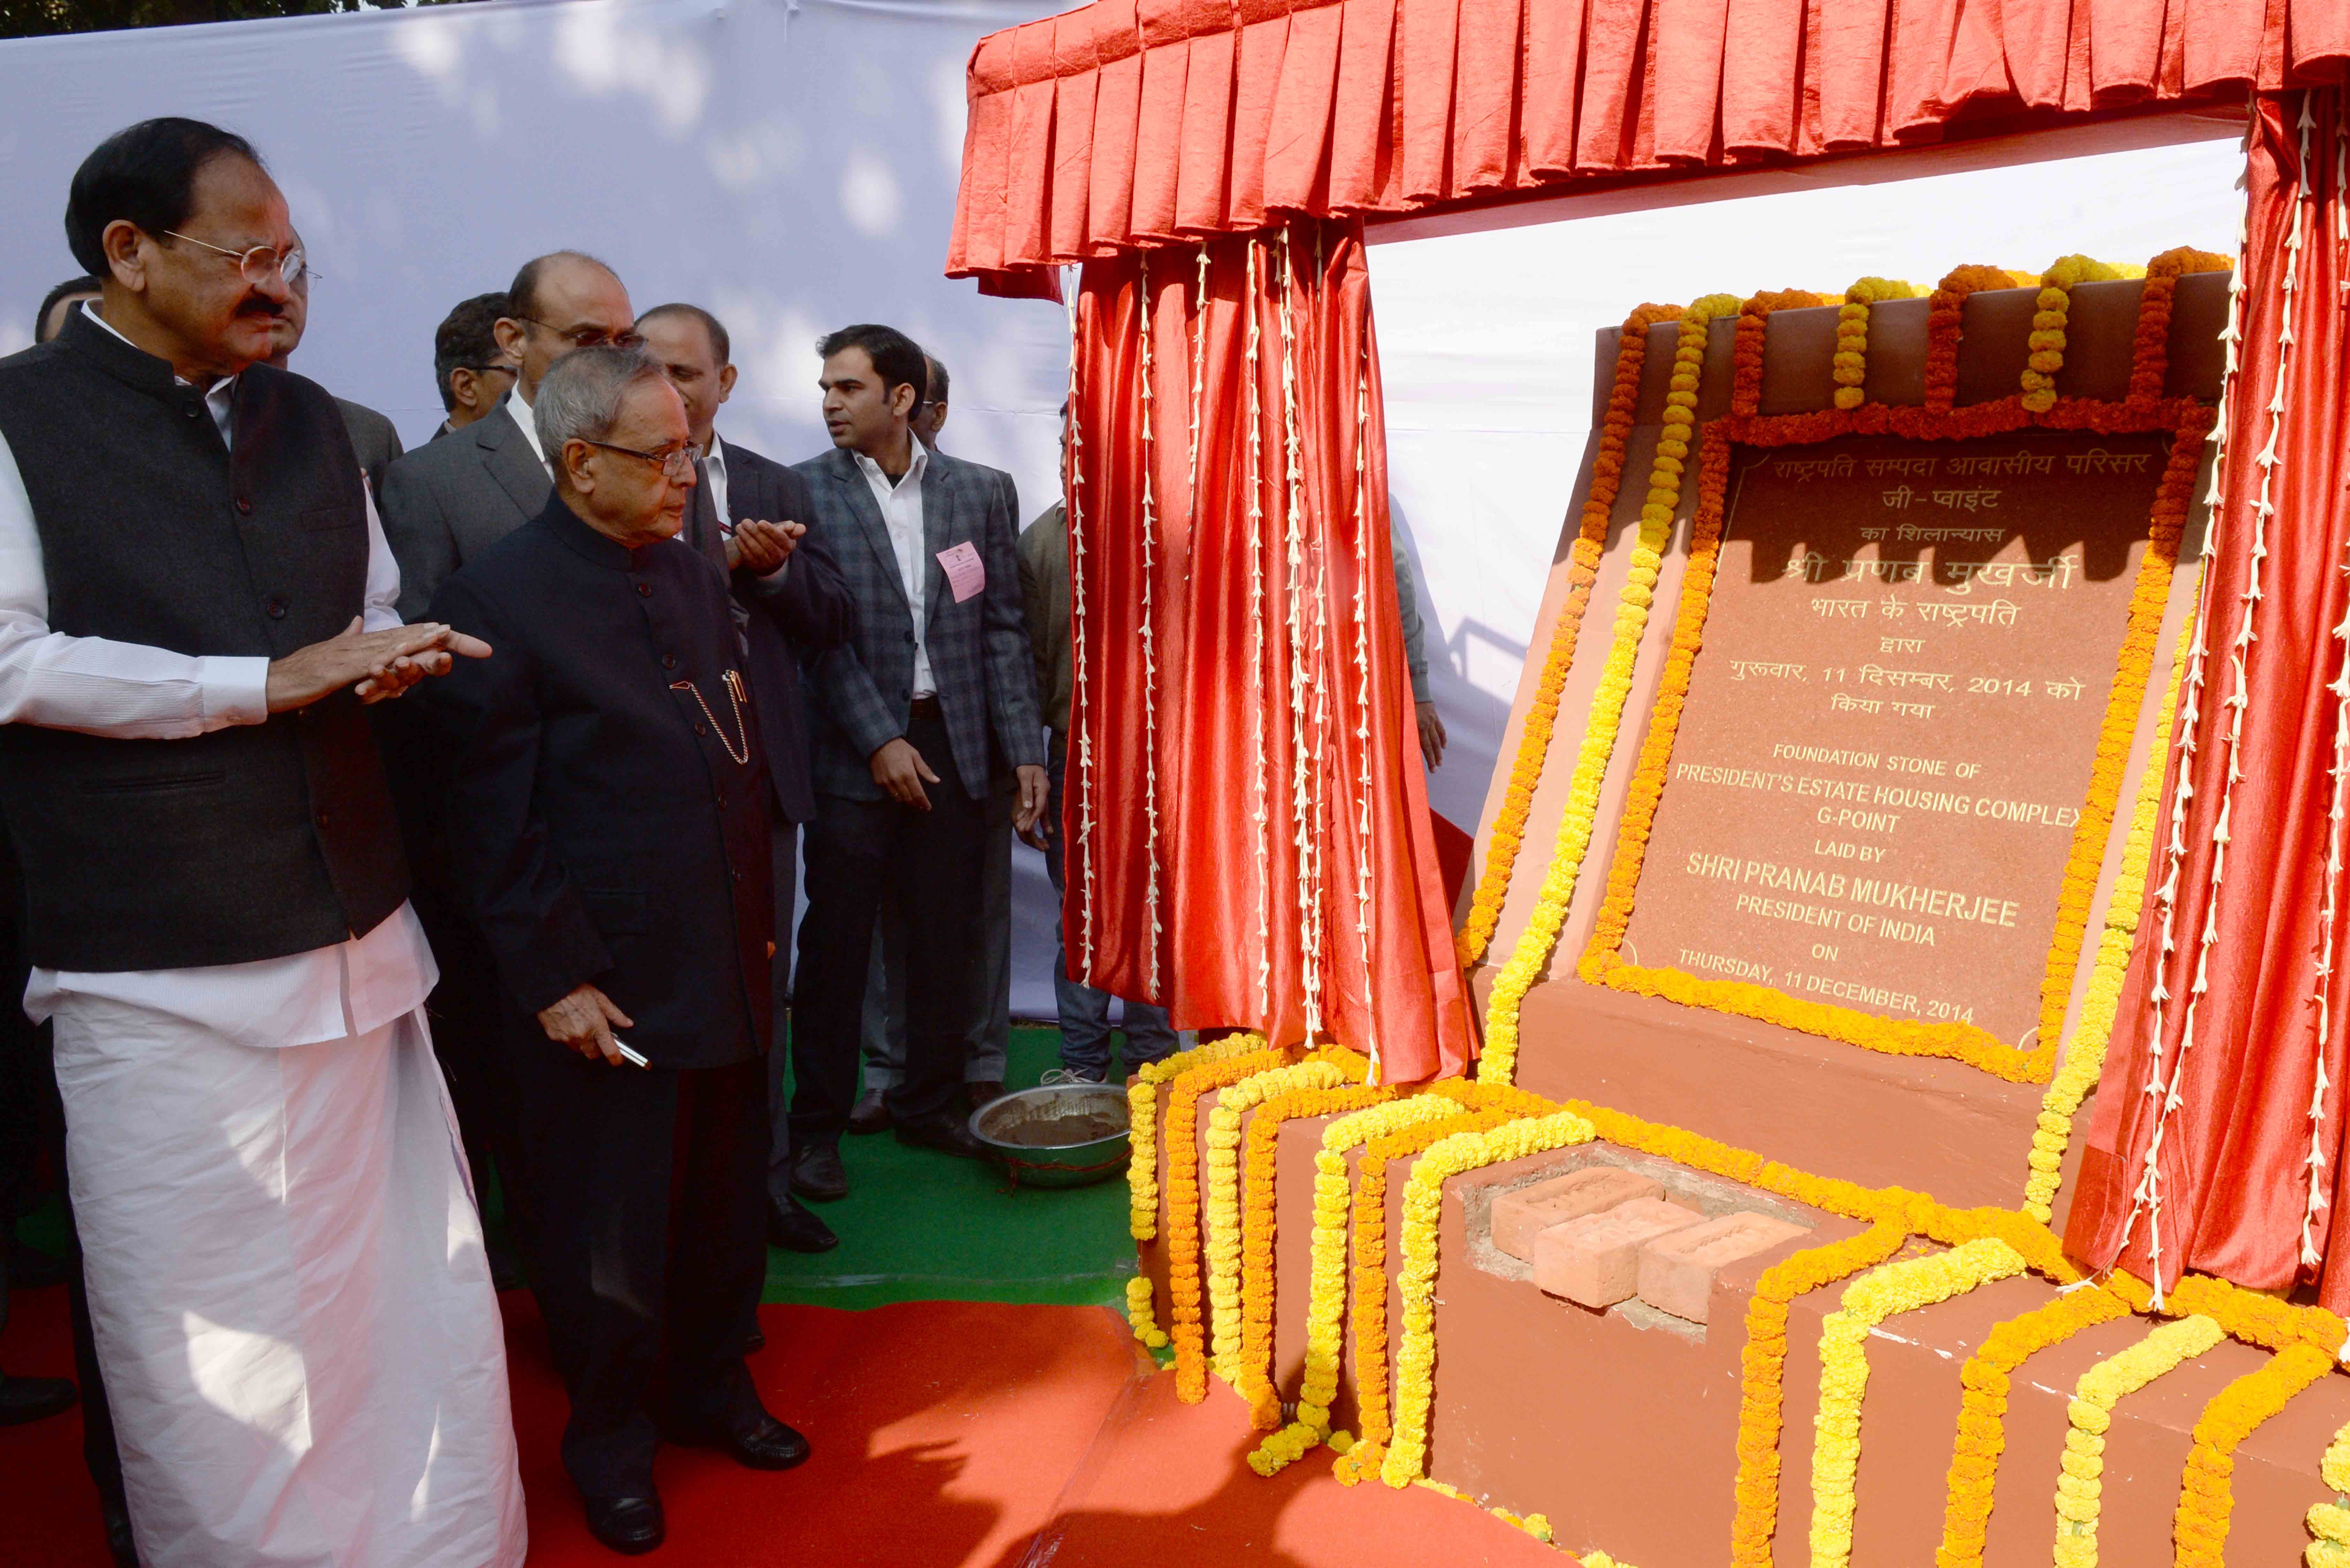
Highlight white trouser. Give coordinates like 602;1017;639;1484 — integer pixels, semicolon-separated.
52;1000;527;1568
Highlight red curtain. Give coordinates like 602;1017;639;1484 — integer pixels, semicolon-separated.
2066;88;2350;1305
1062;219;1477;1083
950;0;2350;290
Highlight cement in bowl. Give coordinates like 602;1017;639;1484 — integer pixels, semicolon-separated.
969;1083;1132;1188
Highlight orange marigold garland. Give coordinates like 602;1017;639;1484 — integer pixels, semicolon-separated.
1731;290;1828;417
1925;265;2032;411
1455;303;1681;969
1162;1047;1292;1401
1933;1287;2134;1568
2175;1342;2340;1568
2129;248;2231;401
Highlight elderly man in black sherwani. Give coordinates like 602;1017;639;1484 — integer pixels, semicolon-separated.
421;346;809;1557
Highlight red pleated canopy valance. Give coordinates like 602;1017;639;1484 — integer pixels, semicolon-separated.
948;0;2350;288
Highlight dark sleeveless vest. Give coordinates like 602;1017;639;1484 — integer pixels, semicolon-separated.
0;309;408;971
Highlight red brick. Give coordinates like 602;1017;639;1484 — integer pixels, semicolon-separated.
1636;1211;1811;1322
1490;1166;1664;1262
1532;1197;1706;1308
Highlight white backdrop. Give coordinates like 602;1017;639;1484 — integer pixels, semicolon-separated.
0;1;2249;1025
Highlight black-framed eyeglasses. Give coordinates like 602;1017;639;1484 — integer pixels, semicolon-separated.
459;362;518;380
521;317;644;351
160;230;314;287
578;439;699;482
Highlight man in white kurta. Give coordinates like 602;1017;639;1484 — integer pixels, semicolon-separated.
0;119;524;1567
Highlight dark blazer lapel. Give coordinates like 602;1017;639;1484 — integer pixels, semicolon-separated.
476;403;551;520
825;450;910;614
921;454;958;629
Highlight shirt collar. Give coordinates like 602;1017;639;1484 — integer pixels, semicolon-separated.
82;301;237;443
703;432;726;478
851;433;928;493
507;382;548;467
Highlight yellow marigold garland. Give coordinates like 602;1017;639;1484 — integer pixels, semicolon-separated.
1249;1094;1463;1477
1810;1239;2029;1568
1831;276;1919;410
1455;304;1679;970
1124;1274;1168;1349
1130;1032;1272;1242
1204;1057;1353;1389
2176;1341;2339;1568
2023;581;2200;1221
1233;1081;1390;1427
1332;1107;1510;1484
1164;1046;1292;1401
2021;255;2124;412
1477;291;1741;1087
2053;1315;2225;1568
1379;1110;1599;1489
2308;1418;2350;1568
1934;1286;2135;1568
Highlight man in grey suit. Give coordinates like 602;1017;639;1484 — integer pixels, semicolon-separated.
378;251;635;619
787;324;1046;1201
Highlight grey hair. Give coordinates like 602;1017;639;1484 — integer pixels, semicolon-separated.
534;345;667;460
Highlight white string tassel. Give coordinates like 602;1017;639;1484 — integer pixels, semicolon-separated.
2120;91;2302;1306
1064;265;1098;982
1278;226;1322;1048
1349;295;1379;1085
1245;238;1272;1024
1136;252;1164;1000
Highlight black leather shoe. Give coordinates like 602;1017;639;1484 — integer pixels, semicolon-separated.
791;1145;847;1202
963;1080;1006;1115
582;1492;664;1555
894;1117;987;1160
767;1195;838;1253
845;1088;892;1135
0;1373;77;1427
674;1411;810;1472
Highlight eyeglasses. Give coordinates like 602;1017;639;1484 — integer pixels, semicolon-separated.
159;230;314;287
521;318;644;351
578;439;699;482
460;363;518;379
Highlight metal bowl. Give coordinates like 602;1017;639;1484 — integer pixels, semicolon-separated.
969;1083;1132;1188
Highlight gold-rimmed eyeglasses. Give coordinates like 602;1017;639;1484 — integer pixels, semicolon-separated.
159;230;314;287
520;318;644;352
579;439;699;482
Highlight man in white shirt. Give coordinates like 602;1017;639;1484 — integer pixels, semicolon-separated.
0;117;525;1567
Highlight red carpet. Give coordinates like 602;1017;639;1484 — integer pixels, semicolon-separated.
2;1285;1561;1565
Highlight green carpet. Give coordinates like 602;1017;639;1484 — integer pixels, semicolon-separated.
763;1023;1139;1311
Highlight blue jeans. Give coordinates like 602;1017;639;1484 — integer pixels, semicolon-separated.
1045;740;1178;1078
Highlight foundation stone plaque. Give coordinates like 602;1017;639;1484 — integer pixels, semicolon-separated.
1614;429;2174;1052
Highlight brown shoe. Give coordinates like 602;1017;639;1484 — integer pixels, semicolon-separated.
964;1080;1006;1115
846;1087;892;1135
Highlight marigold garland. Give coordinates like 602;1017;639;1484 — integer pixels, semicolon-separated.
1232;1082;1390;1427
1204;1057;1354;1391
2129;248;2231;401
1331;1107;1510;1484
2176;1341;2339;1568
2021;255;2126;412
1162;1046;1293;1401
1831;276;1919;410
1379;1110;1599;1488
1731;290;1829;417
1934;1286;2134;1568
2309;1418;2350;1568
1130;1032;1274;1242
2053;1315;2225;1568
1249;1094;1463;1477
1477;291;1740;1087
1925;265;2034;412
1455;304;1679;971
2023;582;2201;1221
1809;1239;2028;1568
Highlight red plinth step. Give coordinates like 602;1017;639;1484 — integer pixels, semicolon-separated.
1532;1196;1706;1308
1636;1211;1812;1323
1490;1166;1665;1261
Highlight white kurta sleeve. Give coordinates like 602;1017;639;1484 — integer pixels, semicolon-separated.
361;484;405;632
0;427;269;737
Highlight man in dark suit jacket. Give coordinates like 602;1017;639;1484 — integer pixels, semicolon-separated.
639;302;849;1256
378;251;636;619
420;347;807;1557
785;324;1046;1202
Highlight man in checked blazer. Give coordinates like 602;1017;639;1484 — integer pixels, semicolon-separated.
787;324;1046;1200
